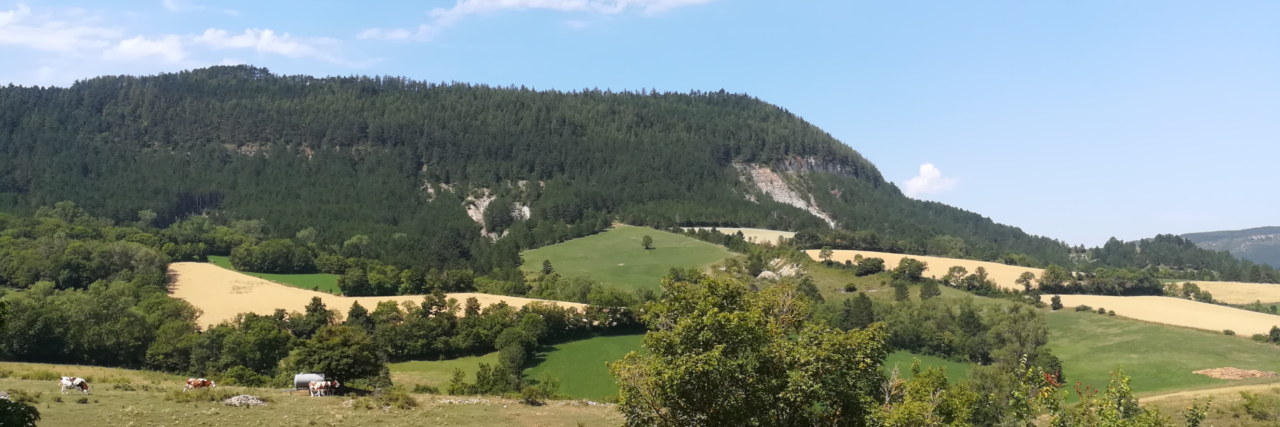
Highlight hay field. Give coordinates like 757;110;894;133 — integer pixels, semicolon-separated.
1042;294;1280;336
0;362;621;427
685;227;795;244
1166;280;1280;305
807;250;1043;291
170;262;585;326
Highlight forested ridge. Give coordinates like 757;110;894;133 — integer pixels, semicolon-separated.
0;65;1093;270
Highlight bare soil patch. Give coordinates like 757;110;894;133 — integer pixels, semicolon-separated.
1042;294;1280;336
809;250;1043;291
169;262;585;326
1193;367;1278;380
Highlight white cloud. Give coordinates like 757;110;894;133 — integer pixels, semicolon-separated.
0;4;121;52
903;163;958;198
162;0;181;12
357;25;437;41
359;0;716;42
194;28;341;62
163;0;238;15
105;34;186;62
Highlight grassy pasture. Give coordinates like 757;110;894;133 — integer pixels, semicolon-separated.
1047;310;1280;397
519;226;735;293
208;255;341;293
884;351;972;384
388;352;501;389
523;334;645;401
0;362;620;427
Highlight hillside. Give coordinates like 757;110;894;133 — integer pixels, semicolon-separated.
0;65;1071;272
1183;226;1280;268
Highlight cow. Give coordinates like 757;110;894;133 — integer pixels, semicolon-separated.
59;377;90;395
183;378;216;392
308;380;340;397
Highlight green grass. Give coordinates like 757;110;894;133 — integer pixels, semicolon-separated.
207;255;341;293
807;262;1004;306
519;226;735;293
524;334;645;400
884;351;972;384
1048;310;1280;397
388;352;501;388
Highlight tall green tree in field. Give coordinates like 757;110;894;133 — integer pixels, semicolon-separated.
1016;271;1037;292
919;280;941;300
819;246;834;263
642;235;654;250
611;272;889;426
840;292;876;330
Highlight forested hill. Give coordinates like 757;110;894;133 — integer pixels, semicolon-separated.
0;65;1071;270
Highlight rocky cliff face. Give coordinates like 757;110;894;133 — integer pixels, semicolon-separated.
1184;227;1280;267
734;160;838;228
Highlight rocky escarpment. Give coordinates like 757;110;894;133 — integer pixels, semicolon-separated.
734;159;837;228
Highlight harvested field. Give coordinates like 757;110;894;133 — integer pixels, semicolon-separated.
1042;294;1280;336
1193;367;1278;380
807;250;1043;291
1168;280;1280;305
170;262;585;326
686;227;796;245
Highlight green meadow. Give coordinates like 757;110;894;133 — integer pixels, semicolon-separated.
207;255;341;293
523;334;646;400
884;351;972;384
519;226;735;293
388;352;502;388
1048;310;1280;397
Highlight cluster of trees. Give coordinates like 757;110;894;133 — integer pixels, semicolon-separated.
1092;235;1278;283
608;270;1208;426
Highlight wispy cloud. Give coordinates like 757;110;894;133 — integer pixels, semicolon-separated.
194;29;341;62
359;0;717;42
162;0;238;16
904;163;958;198
104;34;186;62
0;4;121;52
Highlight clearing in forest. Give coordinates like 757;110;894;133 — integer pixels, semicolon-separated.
1041;294;1280;336
684;227;796;245
519;226;735;293
389;352;501;388
806;249;1043;291
170;262;585;326
1048;310;1280;398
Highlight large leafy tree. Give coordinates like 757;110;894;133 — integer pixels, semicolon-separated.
611;272;888;426
286;325;385;383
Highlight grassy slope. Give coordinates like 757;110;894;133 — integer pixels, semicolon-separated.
0;362;620;427
388;352;501;389
1048;310;1280;397
519;226;734;293
523;334;645;401
208;255;341;293
884;351;972;384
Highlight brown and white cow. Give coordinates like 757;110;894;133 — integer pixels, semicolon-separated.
59;377;90;395
183;378;216;392
308;380;340;397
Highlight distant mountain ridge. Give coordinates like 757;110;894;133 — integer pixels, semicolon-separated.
1183;227;1280;268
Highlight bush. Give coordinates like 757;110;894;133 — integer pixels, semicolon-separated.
1252;334;1268;342
221;365;270;387
520;374;561;405
75;397;89;404
1224;329;1236;336
1075;305;1092;312
1108;310;1115;317
5;389;41;404
0;369;12;379
1096;307;1107;315
1050;295;1063;311
52;396;62;403
0;399;40;427
1241;391;1280;420
411;384;440;394
164;388;237;403
375;386;418;410
843;283;857;293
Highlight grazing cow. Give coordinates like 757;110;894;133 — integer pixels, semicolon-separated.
308;380;340;397
59;377;90;395
183;378;216;392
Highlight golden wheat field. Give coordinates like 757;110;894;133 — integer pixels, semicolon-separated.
1040;294;1280;336
169;262;586;327
1167;280;1280;305
686;227;796;245
806;249;1043;291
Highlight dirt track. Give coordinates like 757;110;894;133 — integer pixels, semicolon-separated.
169;262;586;327
1040;294;1280;336
807;250;1043;291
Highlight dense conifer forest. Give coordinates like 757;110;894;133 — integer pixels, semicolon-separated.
0;65;1270;281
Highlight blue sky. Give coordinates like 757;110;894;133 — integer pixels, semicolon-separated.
2;0;1277;246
